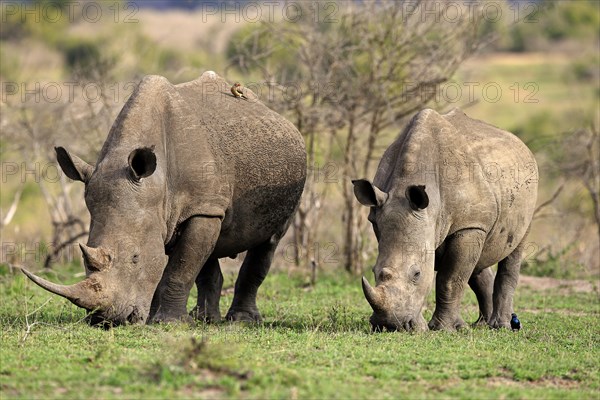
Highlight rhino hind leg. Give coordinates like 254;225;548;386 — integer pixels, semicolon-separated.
429;229;487;331
225;234;281;323
190;258;223;323
489;234;527;329
149;217;221;323
468;267;494;326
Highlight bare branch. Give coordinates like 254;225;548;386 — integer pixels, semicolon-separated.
0;184;24;229
20;297;53;346
533;184;565;218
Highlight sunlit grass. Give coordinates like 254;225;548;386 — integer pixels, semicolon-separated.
1;265;598;399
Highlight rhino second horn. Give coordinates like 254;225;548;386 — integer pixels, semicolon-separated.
362;276;384;313
20;267;103;311
79;243;112;272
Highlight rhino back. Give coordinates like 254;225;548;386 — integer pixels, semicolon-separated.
173;74;306;256
443;109;537;265
374;108;537;266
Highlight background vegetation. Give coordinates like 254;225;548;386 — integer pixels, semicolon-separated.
0;0;598;398
1;0;598;277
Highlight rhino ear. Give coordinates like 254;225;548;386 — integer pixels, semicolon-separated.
352;179;388;207
406;185;429;210
55;147;93;183
128;146;156;181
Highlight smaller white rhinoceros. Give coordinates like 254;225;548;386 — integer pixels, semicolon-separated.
353;108;538;331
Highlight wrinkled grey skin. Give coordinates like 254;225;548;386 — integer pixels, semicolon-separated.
354;109;537;332
23;72;306;325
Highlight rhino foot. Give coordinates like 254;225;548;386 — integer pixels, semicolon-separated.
428;315;468;331
150;310;193;324
471;314;490;328
225;308;262;323
189;307;221;324
488;316;511;330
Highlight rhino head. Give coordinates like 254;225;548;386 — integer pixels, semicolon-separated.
23;145;168;325
353;179;436;332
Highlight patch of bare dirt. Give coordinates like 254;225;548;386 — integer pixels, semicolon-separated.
519;276;598;294
487;376;581;389
179;385;226;399
464;52;569;66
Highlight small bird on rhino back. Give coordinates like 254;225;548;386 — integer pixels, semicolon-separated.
231;82;247;99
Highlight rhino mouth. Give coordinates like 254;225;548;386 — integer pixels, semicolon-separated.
86;305;145;328
369;313;426;333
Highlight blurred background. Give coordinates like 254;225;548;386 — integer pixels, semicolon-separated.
0;0;598;282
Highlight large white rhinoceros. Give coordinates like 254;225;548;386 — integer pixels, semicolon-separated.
23;72;307;325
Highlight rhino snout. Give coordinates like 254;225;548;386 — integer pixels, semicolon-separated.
86;303;148;327
362;276;429;332
369;313;428;332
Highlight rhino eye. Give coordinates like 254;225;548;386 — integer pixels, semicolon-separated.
132;254;140;264
412;270;421;283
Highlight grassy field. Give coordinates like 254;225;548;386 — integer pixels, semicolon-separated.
1;5;598;399
1;265;598;399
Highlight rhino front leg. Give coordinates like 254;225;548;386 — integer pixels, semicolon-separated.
149;217;221;323
429;229;486;331
190;258;223;323
226;235;280;323
468;267;494;326
489;237;526;329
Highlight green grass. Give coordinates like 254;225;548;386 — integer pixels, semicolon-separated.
1;265;598;399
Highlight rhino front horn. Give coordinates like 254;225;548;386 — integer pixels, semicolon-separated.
362;276;384;313
20;267;104;311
